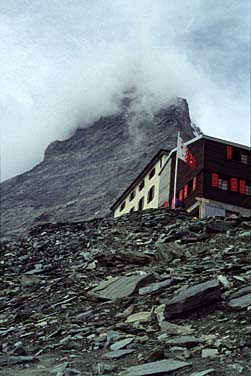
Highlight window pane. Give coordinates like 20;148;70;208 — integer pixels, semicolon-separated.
239;180;246;194
138;197;144;210
139;180;145;191
120;201;126;211
241;154;249;164
129;190;136;201
184;184;188;198
226;145;232;159
147;186;155;203
179;189;183;200
230;178;238;192
149;168;155;180
192;176;197;191
211;173;218;187
246;185;251;195
205;205;225;217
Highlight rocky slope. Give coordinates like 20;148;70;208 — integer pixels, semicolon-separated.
0;209;250;375
1;98;196;235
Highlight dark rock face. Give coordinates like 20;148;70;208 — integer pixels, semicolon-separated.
163;279;222;319
1;98;195;235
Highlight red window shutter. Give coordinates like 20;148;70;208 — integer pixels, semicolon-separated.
211;173;218;187
179;189;183;200
230;178;238;192
192;176;197;191
239;180;246;194
226;145;232;159
184;184;188;198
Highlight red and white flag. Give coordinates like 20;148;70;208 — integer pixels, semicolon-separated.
177;135;197;168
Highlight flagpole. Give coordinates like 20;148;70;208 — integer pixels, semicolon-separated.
173;131;180;208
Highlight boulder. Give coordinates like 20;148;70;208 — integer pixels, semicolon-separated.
163;279;221;319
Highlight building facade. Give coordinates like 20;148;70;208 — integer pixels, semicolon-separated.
111;150;170;218
111;135;251;218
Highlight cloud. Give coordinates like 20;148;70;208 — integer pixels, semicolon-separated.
1;0;250;181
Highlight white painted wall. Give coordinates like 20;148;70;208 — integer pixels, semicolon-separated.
114;154;169;218
158;158;172;207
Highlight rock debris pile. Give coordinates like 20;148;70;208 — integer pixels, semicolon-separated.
0;208;251;375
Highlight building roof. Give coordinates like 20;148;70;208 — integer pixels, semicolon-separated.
159;134;251;175
188;134;250;151
110;149;170;211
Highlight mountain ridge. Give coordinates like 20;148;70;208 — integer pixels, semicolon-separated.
1;98;197;235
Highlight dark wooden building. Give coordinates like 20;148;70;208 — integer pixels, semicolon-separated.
166;135;251;217
111;135;251;218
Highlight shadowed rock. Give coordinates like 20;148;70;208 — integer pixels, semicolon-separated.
163;279;222;319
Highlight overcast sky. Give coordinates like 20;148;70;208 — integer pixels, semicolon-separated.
1;0;250;181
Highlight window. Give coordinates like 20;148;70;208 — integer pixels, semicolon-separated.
211;173;219;187
179;189;183;200
239;180;246;194
129;190;136;201
241;154;249;164
230;178;238;192
178;177;197;202
119;201;126;212
226;145;232;159
218;178;228;190
212;176;250;195
227;145;250;164
211;173;228;190
246;185;251;196
149;168;155;180
192;176;197;192
147;186;155;203
129;207;135;212
139;180;145;191
232;148;241;161
184;184;188;199
138;197;144;211
205;205;225;217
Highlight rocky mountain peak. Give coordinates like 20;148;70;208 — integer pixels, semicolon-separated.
1;97;198;236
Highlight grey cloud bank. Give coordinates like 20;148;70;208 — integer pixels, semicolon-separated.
1;0;250;181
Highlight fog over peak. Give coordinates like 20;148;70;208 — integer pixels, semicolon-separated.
1;0;250;181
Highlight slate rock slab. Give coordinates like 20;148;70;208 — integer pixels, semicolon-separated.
190;370;215;376
119;359;190;375
0;355;38;366
230;286;251;299
164;335;201;348
139;279;173;295
163;279;221;319
50;362;69;375
228;293;251;309
110;337;135;350
101;349;134;359
88;274;154;300
117;251;153;265
201;349;218;358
